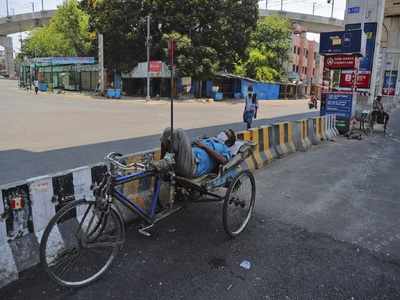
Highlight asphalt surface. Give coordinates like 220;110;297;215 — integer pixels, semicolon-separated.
0;111;317;185
0;78;317;185
1;110;400;299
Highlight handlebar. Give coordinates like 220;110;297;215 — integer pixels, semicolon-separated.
105;152;148;171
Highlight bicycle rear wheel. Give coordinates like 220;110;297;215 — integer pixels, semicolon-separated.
223;170;256;237
40;199;125;287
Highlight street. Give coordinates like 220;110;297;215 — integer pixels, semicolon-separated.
1;107;400;299
0;79;317;184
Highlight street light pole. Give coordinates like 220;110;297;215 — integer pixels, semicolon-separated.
41;0;44;11
146;15;151;101
6;0;9;17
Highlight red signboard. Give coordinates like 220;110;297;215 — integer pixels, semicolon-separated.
149;61;162;73
339;71;371;89
168;39;176;66
324;55;356;69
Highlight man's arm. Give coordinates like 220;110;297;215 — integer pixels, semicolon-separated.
193;141;228;165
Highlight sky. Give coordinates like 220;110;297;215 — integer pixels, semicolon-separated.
0;0;347;53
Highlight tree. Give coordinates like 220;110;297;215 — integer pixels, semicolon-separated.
234;15;292;82
21;0;92;58
80;0;259;77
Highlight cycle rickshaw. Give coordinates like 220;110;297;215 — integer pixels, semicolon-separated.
40;138;257;287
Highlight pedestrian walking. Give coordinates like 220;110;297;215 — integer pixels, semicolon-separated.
243;87;258;130
34;80;39;95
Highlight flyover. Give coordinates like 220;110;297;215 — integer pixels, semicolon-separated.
0;10;55;78
259;9;345;33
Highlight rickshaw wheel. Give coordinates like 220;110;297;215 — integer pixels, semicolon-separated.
223;170;256;237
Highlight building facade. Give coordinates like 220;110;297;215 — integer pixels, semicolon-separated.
288;31;324;97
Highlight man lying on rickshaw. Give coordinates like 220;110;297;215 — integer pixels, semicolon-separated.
157;128;244;179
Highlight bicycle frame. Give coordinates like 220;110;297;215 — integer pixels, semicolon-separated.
110;170;161;224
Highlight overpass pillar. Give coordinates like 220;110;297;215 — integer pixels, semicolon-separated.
345;0;386;104
0;35;15;79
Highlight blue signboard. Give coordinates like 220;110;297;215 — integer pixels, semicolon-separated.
346;23;377;72
382;71;398;96
32;57;95;65
319;30;362;55
348;7;360;14
324;92;354;119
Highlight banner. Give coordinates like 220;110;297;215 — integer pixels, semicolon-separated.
320;30;363;55
323;92;355;119
339;70;371;89
382;71;398;96
324;55;356;69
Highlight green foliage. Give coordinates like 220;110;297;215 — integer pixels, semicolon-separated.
235;15;292;82
21;0;92;58
80;0;259;77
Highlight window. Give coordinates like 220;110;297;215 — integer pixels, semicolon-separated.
294;46;297;54
314;52;317;60
313;68;315;76
292;64;296;72
305;49;308;58
297;47;300;55
305;67;308;74
296;65;299;72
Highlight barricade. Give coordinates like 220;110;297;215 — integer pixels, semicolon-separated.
247;127;276;168
308;118;321;145
236;131;258;171
292;120;312;151
271;123;296;158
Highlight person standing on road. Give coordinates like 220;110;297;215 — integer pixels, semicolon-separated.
243;87;258;130
33;79;39;95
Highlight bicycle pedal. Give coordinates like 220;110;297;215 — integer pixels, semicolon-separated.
138;223;154;237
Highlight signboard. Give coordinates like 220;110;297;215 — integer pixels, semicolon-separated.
320;30;363;55
324;92;355;119
324;55;356;69
168;39;176;66
32;57;95;66
149;61;162;73
339;70;371;89
345;0;380;24
348;7;360;14
382;71;398;96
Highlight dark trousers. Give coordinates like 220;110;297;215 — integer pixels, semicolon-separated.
372;111;390;129
34;87;39;95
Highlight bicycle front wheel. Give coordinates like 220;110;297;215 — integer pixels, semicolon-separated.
40;199;125;287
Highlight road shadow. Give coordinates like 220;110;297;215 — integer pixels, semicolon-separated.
0;112;318;185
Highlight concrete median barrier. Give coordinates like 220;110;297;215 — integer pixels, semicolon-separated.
0;114;337;288
271;123;296;158
293;120;312;152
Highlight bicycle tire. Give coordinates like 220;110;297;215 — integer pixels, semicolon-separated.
40;199;125;287
223;170;256;237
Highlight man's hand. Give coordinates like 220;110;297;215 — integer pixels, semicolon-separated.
193;140;204;148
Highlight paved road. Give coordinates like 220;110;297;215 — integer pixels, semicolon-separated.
1;111;400;299
0;79;317;184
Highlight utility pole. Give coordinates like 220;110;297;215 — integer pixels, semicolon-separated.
31;2;35;14
146;15;151;101
98;33;105;95
41;0;44;11
6;0;9;17
328;0;334;18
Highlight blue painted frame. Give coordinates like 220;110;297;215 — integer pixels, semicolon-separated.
111;170;161;223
